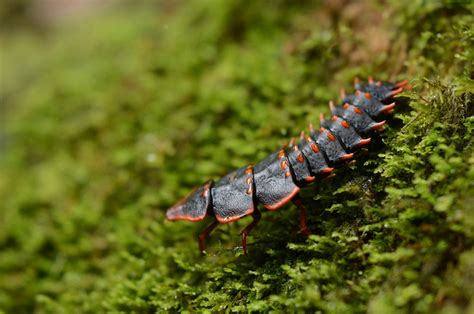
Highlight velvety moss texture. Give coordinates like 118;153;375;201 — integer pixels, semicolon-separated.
1;0;473;312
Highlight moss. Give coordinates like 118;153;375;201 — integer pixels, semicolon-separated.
0;0;473;312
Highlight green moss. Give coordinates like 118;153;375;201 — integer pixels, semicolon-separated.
0;0;473;312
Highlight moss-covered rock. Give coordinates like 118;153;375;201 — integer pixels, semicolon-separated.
0;0;472;312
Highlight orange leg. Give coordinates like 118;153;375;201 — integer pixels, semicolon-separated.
240;210;262;256
292;196;311;236
198;219;219;254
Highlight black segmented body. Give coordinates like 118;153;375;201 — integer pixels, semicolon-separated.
166;77;409;255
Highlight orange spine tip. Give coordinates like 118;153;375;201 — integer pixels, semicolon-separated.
354;77;360;85
387;87;403;97
311;143;319;153
289;137;295;146
381;102;396;113
321;167;334;173
354;107;363;114
371;121;386;130
319;113;325;122
376;81;382;87
339;153;354;161
365;92;372;99
341;120;350;128
278;150;285;159
340;88;347;99
309;123;315;133
304;176;316;182
395;79;408;88
300;130;305;139
355;90;361;96
329;100;336;112
357;138;371;146
331;115;338;121
343;103;350;110
368;76;374;84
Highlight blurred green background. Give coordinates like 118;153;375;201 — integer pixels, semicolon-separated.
0;0;473;312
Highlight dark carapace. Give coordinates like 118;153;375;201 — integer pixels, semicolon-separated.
166;77;410;255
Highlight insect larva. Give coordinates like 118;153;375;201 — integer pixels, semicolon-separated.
166;77;409;255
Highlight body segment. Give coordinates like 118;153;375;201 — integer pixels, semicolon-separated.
253;150;300;210
212;165;255;223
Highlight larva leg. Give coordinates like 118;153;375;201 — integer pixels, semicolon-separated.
292;196;310;236
240;209;262;255
198;219;219;254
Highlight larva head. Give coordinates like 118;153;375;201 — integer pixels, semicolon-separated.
354;77;410;102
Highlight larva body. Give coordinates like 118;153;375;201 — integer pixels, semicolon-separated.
166;77;409;255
